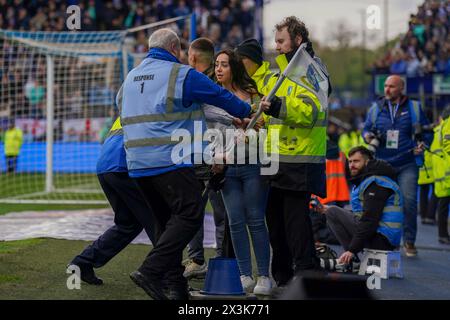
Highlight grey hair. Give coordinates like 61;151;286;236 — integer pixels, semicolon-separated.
148;28;180;51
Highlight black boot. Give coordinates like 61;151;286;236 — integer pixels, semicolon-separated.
130;271;169;300
67;263;103;285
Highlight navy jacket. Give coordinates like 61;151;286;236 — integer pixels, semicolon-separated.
362;96;432;168
124;48;251;177
96;133;127;174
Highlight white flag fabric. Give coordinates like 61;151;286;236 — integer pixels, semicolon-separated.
283;43;329;111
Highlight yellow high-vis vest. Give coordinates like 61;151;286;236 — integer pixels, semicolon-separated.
431;122;450;198
418;149;434;185
4;127;23;156
251;55;326;164
338;131;367;158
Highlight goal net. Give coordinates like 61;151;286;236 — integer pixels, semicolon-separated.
0;15;195;204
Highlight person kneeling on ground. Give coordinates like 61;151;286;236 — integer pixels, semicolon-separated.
312;146;404;272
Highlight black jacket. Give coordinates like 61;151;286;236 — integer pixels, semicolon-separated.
348;159;397;253
266;162;326;197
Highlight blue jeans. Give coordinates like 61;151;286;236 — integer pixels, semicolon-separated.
397;162;418;244
221;164;270;277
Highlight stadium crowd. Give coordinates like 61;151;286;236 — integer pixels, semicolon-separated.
0;0;257;51
1;0;450;301
0;0;258;133
372;0;450;76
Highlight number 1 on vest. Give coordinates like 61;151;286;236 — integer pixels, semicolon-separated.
140;82;144;94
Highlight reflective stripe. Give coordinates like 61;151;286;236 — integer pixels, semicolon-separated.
327;173;346;179
263;72;274;87
275;154;325;163
383;206;402;213
445;134;450;140
354;212;401;228
411;100;421;125
125;136;180;148
121;110;204;125
166;64;181;113
380;221;402;229
106;128;123;139
435;173;450;182
268;117;328;128
279;96;287;119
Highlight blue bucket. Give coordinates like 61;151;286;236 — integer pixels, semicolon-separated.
200;258;245;295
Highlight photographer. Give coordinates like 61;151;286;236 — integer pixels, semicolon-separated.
313;146;403;269
362;75;432;257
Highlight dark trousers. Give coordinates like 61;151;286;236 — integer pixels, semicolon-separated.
326;206;394;252
419;184;438;221
135;168;204;287
187;189;227;262
6;156;18;173
266;187;317;286
437;197;450;238
222;211;236;258
72;172;157;268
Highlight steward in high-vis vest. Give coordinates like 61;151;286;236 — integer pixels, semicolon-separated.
350;167;404;249
4;121;23;173
418;147;438;225
338;129;367;158
69;114;159;287
418;149;434;185
430;107;450;244
313;146;403;267
362;75;432;257
318;149;350;205
122;29;251;300
236;16;330;286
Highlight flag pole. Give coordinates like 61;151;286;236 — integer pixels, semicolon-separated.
246;43;307;131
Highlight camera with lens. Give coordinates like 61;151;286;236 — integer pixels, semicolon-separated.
365;130;383;153
310;196;323;210
413;123;435;143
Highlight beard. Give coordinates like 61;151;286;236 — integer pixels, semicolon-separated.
350;167;362;177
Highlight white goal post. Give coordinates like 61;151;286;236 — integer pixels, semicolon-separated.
0;14;196;204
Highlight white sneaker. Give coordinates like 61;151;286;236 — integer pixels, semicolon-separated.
240;275;256;293
253;276;272;295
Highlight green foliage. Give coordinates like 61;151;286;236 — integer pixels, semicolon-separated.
315;38;400;98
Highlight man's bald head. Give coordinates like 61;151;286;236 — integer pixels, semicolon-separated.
148;28;181;59
384;75;405;102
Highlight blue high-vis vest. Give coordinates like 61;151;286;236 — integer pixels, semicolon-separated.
351;175;404;247
96;118;127;174
121;58;207;172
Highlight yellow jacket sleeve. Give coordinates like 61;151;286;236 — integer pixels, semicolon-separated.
252;59;323;128
442;117;450;155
